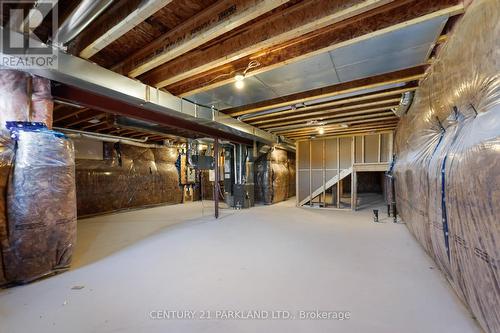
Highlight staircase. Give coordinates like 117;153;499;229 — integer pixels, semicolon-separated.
299;167;353;206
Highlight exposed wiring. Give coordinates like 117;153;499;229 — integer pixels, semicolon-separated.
204;60;261;86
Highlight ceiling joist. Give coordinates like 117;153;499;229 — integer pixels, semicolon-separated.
224;65;427;117
283;120;399;137
271;113;398;134
250;97;401;126
115;0;289;77
242;83;417;121
154;0;462;95
140;0;393;88
289;125;398;140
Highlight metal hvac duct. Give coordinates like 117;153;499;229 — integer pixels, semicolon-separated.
56;0;114;46
392;91;415;117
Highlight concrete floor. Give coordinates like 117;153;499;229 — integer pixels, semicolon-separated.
0;198;481;333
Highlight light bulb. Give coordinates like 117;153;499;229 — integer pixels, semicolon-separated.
235;80;245;89
234;73;245;81
318;128;325;135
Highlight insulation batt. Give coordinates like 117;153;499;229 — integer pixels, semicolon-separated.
0;70;30;133
76;144;182;216
3;128;76;284
30;75;53;128
393;0;499;332
255;149;295;204
0;70;53;132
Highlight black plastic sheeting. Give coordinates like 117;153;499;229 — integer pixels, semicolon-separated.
393;1;499;331
255;149;295;204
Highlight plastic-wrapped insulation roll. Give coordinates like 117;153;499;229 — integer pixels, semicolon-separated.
393;0;499;331
3;126;77;284
75;144;182;216
0;138;14;286
254;148;292;204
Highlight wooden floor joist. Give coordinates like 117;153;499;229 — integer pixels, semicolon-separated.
224;65;427;117
259;105;399;129
271;114;398;134
140;0;393;88
250;97;401;126
285;120;399;137
289;125;397;140
242;83;417;121
115;0;289;77
70;0;145;57
152;0;462;95
285;120;398;136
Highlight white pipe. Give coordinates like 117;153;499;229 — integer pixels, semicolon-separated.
55;127;166;149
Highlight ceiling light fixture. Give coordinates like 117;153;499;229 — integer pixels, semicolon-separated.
318;127;325;135
234;72;245;89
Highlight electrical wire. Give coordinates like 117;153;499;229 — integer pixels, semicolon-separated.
204;60;261;86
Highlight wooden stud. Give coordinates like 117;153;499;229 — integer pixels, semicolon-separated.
378;133;382;163
361;135;365;163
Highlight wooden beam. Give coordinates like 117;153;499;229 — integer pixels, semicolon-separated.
142;0;393;87
54;108;101;126
286;123;398;137
288;123;398;139
116;0;289;77
65;114;107;128
250;97;401;126
157;0;463;95
274;116;398;134
261;106;399;130
74;0;174;59
53;107;90;123
224;65;427;117
243;83;417;121
290;128;397;141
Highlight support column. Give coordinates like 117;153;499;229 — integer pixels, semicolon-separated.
214;137;219;219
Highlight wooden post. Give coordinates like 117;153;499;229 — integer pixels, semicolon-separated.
351;169;357;211
214;137;219;219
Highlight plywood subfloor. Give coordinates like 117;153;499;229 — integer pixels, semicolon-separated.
0;199;481;333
